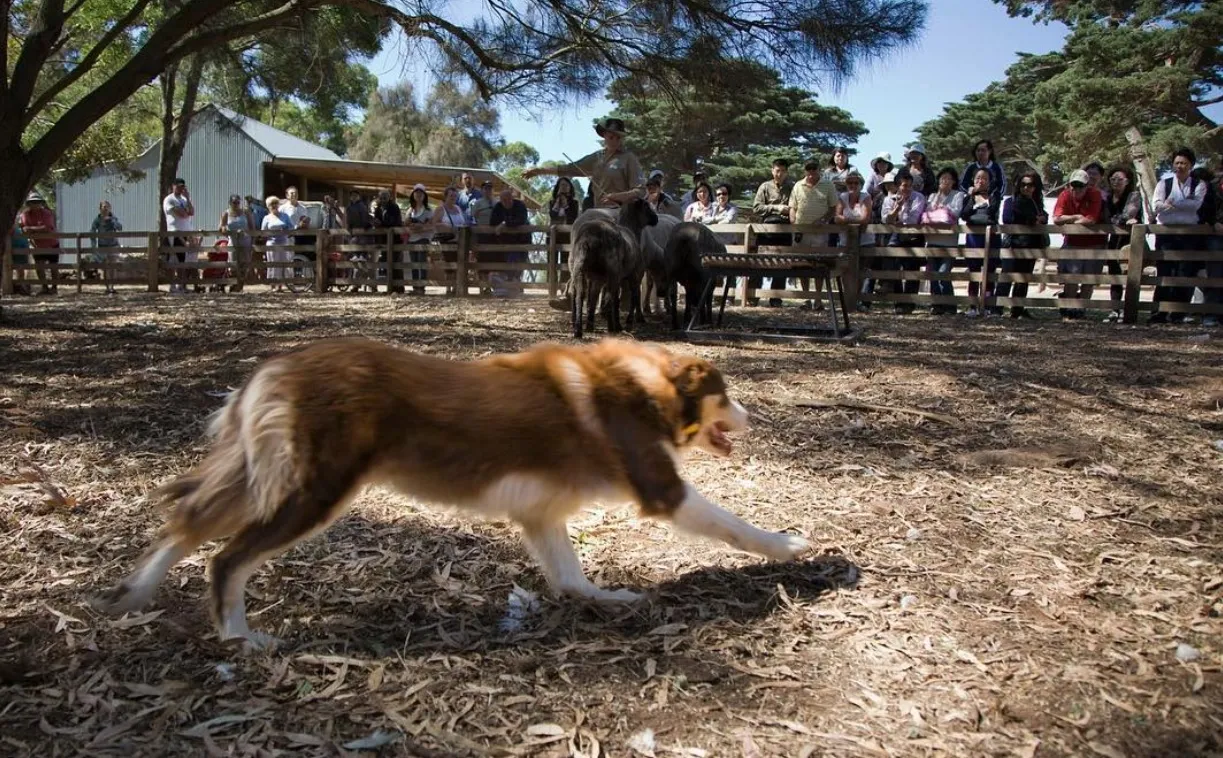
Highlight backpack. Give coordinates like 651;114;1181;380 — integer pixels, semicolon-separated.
1163;175;1216;224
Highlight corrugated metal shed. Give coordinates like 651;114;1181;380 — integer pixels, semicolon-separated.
53;104;539;237
55;105;278;235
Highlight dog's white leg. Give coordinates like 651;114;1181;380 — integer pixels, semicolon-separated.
670;483;809;560
216;555;280;650
92;537;193;615
520;520;641;603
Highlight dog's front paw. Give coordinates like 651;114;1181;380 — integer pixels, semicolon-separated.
758;532;810;561
221;630;282;652
563;584;644;604
594;587;644;604
90;584;148;616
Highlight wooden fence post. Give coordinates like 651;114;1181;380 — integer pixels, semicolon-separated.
75;234;84;293
147;232;160;292
739;224;755;306
386;229;395;294
546;226;558;298
844;225;861;307
1122;224;1148;324
314;230;328;293
2;233;14;295
455;227;470;297
978;227;993;313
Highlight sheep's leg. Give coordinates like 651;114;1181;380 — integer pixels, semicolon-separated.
572;275;584;339
586;281;600;333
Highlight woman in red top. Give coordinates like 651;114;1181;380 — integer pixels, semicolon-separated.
18;193;59;294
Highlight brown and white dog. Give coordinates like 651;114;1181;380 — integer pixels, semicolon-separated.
93;338;808;647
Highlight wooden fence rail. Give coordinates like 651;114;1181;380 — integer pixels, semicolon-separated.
3;223;1219;323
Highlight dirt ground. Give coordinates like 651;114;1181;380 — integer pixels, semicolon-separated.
2;292;1222;758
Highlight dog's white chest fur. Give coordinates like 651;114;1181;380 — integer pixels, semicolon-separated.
459;473;630;522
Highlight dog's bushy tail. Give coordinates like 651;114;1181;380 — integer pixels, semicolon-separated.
157;362;300;541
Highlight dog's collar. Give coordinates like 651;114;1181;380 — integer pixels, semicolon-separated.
681;422;701;442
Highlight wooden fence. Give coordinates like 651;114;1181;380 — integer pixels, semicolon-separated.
3;223;1220;323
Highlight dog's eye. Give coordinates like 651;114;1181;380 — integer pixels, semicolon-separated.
718;395;730;408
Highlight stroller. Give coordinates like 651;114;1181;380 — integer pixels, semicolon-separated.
202;239;232;293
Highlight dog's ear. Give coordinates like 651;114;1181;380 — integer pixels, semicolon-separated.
669;358;724;398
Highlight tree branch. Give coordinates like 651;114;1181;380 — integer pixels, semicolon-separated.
8;0;68;115
26;0;319;178
24;0;158;126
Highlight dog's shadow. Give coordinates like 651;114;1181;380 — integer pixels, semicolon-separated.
288;539;859;657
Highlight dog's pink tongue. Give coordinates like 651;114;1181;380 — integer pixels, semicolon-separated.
711;426;733;453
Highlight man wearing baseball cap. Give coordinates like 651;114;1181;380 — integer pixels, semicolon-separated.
522;117;644;209
470;180;497;226
1052;167;1105;319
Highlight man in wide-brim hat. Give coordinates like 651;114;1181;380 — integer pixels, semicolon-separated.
524;117;644;209
524;116;647;309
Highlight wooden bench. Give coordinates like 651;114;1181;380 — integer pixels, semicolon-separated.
688;251;859;343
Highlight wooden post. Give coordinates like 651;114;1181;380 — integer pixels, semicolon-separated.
978;226;993;313
147;232;160;292
386;228;394;294
455;226;469;297
546;226;558;298
739;224;755;306
2;233;13;295
1122;223;1148;324
314;230;327;293
844;225;861;307
75;234;84;293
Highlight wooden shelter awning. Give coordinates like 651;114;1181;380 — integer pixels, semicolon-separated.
267;157;542;209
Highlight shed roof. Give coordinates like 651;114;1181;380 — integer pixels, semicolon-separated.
212;105;343;161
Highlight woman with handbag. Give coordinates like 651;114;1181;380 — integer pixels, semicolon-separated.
922;168;965;315
960;168;1003;317
431;186;471;294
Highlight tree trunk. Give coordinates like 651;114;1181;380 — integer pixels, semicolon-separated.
0;143;36;315
1125;126;1157;221
157;55;206;233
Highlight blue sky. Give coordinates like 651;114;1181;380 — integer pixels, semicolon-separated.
367;1;1075;173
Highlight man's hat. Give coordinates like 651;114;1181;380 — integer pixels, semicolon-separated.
25;192;45;204
595;118;627;137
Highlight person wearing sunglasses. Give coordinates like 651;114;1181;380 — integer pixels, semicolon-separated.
709;184;739;224
997;171;1049;319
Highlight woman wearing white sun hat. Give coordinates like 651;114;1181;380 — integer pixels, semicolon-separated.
865;151;894;200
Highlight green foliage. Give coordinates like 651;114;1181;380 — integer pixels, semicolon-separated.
192;6;385;157
346;81;502;167
918;0;1222;188
601;60;866;200
3;0;927;235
